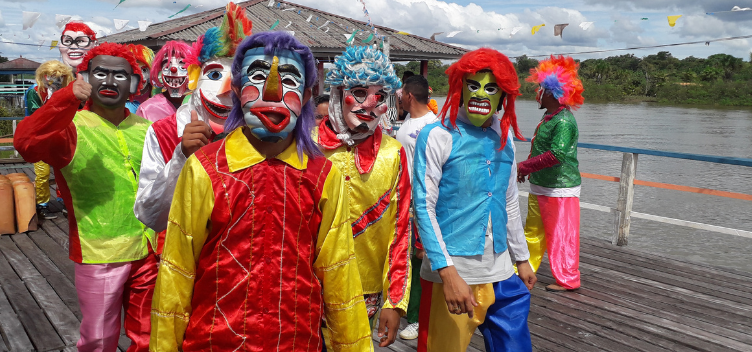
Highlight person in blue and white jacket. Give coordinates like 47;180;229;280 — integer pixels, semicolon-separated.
412;48;537;352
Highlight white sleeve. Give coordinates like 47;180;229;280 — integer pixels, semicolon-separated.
134;126;188;232
505;138;530;262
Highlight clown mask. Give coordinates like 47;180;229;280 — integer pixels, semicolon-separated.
462;71;502;127
58;31;95;69
43;75;64;100
84;55;140;108
341;85;387;134
160;56;188;98
238;47;308;142
189;57;233;134
138;63;151;96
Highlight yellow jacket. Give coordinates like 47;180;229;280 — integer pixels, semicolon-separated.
150;129;372;351
319;121;412;315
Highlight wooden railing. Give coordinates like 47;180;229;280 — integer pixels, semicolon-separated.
516;139;752;246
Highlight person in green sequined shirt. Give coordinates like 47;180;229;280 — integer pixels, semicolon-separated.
518;55;584;292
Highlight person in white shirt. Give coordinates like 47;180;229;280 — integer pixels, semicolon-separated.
395;75;438;340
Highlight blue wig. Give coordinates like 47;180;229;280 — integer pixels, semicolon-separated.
325;45;401;93
225;31;320;158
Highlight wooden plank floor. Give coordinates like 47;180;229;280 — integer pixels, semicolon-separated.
2;162;752;351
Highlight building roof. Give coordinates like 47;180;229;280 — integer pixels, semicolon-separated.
104;0;467;61
0;57;41;73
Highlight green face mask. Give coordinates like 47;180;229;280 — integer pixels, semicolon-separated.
462;71;501;127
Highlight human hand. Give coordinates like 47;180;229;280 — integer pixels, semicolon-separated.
516;261;537;290
517;164;527;183
72;73;92;103
416;248;425;260
180;110;212;157
377;308;400;347
438;266;477;318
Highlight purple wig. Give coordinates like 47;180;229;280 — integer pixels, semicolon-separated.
226;31;319;158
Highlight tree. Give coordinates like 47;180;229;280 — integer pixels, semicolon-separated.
707;53;743;81
0;56;7;64
514;55;539;76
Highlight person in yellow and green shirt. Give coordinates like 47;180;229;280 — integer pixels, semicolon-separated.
149;31;373;351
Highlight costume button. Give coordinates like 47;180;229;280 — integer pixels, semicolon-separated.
486;160;491;165
488;192;492;197
345;175;351;181
482;128;487;132
267;206;273;213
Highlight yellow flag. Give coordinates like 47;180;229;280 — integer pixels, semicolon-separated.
667;15;682;27
50;40;58;50
532;24;546;35
397;31;409;35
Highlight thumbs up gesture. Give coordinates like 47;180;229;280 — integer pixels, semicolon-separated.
180;110;212;157
72;73;91;103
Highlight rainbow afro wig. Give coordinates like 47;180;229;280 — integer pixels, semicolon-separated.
441;48;524;148
527;55;584;110
325;45;401;93
127;44;154;69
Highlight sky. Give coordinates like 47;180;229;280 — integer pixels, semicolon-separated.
0;0;751;63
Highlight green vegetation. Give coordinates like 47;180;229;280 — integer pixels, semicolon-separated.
395;52;752;106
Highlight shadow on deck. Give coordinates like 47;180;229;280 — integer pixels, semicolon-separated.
1;162;751;351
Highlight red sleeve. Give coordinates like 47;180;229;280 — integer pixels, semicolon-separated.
14;85;79;169
517;150;559;176
386;147;412;310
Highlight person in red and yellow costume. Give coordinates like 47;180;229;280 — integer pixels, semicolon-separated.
15;43;156;352
134;2;251;254
149;31;373;351
317;45;411;348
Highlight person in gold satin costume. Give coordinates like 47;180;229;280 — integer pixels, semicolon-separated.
317;45;412;348
149;32;373;351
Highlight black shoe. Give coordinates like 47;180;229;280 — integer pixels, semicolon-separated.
37;205;58;220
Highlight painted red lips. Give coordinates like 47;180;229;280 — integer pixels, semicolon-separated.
200;91;231;119
356;113;375;122
249;107;291;133
99;89;118;97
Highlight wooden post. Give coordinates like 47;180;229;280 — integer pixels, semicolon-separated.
316;60;325;97
613;153;638;246
420;60;428;78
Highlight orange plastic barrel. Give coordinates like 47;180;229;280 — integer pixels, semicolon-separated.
0;181;14;235
12;182;37;233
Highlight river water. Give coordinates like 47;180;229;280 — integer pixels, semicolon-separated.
430;97;752;272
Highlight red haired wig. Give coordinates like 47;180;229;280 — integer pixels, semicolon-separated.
127;44;154;68
62;22;97;41
150;41;192;88
440;48;525;148
78;42;144;94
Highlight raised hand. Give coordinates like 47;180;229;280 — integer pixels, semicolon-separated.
72;73;92;103
180;110;212;157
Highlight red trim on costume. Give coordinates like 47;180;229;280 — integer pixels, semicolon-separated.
317;116;382;174
417;278;433;352
151;113;181;163
386;147;412;306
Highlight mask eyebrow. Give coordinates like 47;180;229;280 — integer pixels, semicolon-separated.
92;67;129;75
278;64;301;77
249;60;271;71
485;82;499;88
466;79;481;86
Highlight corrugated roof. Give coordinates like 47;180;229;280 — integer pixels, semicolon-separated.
104;0;467;61
0;57;41;71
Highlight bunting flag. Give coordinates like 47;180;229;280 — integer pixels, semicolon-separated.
22;11;41;30
707;6;751;14
397;31;409;35
50;40;58;50
285;21;292;28
168;4;191;19
641;17;649;20
362;32;375;43
318;20;330;29
357;0;378;36
667;15;682;27
287;31;295;36
270;19;280;30
37;39;44;50
531;24;545;35
55;15;72;29
446;30;461;38
114;19;129;31
114;0;127;9
306;15;312;22
430;32;443;40
579;22;593;30
554;23;569;38
282;7;296;12
267;0;275;7
510;26;523;37
346;30;359;44
137;20;152;31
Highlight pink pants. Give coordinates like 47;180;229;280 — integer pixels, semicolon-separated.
75;252;158;352
524;194;581;289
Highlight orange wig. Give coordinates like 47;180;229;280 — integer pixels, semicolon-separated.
440;48;524;148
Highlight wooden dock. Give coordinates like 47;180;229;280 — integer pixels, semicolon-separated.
1;162;752;351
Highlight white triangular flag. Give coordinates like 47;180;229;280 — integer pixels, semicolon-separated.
287;31;295;36
732;6;751;11
37;39;44;50
446;31;461;38
579;22;593;30
114;19;129;30
137;20;152;32
282;7;296;12
55;14;72;29
267;0;275;7
318;20;330;29
285;21;292;28
306;15;312;22
343;33;351;40
22;11;41;30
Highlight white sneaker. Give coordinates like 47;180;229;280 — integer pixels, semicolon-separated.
399;322;419;340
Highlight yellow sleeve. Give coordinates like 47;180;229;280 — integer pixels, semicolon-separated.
150;155;214;352
381;148;412;315
314;165;374;352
